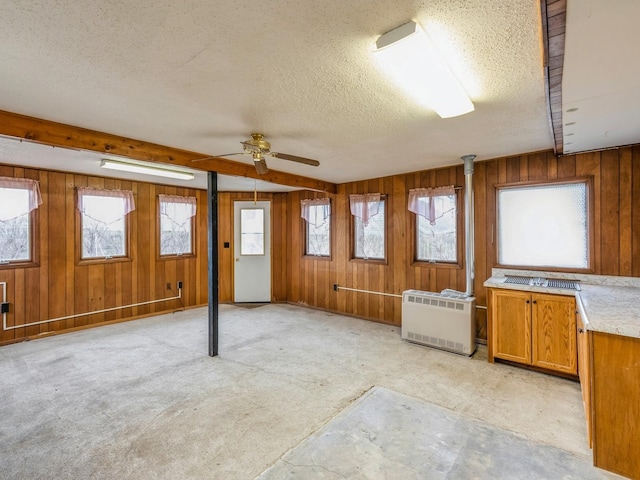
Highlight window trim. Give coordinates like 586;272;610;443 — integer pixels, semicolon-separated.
76;191;133;265
350;195;388;264
410;187;462;268
157;195;197;260
302;201;332;261
494;177;594;273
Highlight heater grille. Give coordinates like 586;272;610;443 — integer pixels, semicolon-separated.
402;290;476;356
546;278;580;290
504;276;580;290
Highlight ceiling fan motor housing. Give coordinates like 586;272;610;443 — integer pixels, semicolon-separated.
243;133;271;154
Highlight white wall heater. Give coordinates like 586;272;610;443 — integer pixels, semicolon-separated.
401;290;476;356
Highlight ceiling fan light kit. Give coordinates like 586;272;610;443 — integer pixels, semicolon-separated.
374;20;474;118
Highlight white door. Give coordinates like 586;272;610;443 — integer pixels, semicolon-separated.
233;200;271;302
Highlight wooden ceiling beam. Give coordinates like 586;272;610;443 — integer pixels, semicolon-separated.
540;0;567;155
0;110;337;193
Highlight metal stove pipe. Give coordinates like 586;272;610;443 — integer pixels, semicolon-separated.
462;155;476;297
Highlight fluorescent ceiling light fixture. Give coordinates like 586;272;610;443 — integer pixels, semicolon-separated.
374;21;474;118
100;159;195;180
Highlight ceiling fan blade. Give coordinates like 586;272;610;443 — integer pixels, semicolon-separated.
191;152;245;162
270;152;320;166
254;158;269;174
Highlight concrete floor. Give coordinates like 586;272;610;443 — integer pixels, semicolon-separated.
0;304;620;479
259;387;615;479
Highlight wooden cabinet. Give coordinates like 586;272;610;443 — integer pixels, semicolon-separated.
490;289;532;364
576;312;592;448
488;288;577;375
531;293;577;374
590;331;640;479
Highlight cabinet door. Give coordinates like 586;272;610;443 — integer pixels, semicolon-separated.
576;313;592;448
592;332;640;479
491;289;531;364
531;293;577;374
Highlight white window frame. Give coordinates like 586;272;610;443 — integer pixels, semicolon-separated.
240;208;265;256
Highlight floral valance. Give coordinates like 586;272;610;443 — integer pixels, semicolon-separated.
300;198;330;227
77;187;135;223
0;177;43;221
159;194;197;219
408;186;455;225
349;193;381;226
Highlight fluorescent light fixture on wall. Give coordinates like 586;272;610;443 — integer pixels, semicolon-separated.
374;21;474;118
100;159;195;180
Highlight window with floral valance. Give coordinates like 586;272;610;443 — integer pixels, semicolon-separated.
301;198;330;257
350;193;385;260
0;177;42;264
77;187;135;260
408;186;458;263
159;194;197;256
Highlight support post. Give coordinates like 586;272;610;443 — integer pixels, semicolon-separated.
462;155;476;297
207;171;219;356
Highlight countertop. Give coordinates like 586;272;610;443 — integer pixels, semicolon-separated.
484;268;640;339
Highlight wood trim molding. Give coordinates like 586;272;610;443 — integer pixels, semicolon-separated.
541;0;567;154
0;109;337;193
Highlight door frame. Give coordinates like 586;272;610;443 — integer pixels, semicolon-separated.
232;199;272;303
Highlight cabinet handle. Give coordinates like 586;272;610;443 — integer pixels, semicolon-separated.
532;300;537;304
578;328;584;334
526;300;530;304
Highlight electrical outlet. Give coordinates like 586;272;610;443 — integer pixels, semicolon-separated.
177;281;183;289
166;282;171;290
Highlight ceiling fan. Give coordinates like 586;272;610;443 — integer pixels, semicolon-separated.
193;133;320;174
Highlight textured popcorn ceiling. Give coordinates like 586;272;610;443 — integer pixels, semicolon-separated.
0;0;552;187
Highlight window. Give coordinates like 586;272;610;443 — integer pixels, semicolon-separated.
240;208;264;255
409;187;458;263
307;218;330;256
78;187;134;260
497;180;589;269
351;194;385;260
159;195;196;256
301;198;330;257
0;177;42;265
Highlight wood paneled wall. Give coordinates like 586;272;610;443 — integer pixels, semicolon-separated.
0;165;209;345
4;144;638;345
283;146;640;340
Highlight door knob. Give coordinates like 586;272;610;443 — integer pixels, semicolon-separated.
235;258;239;262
